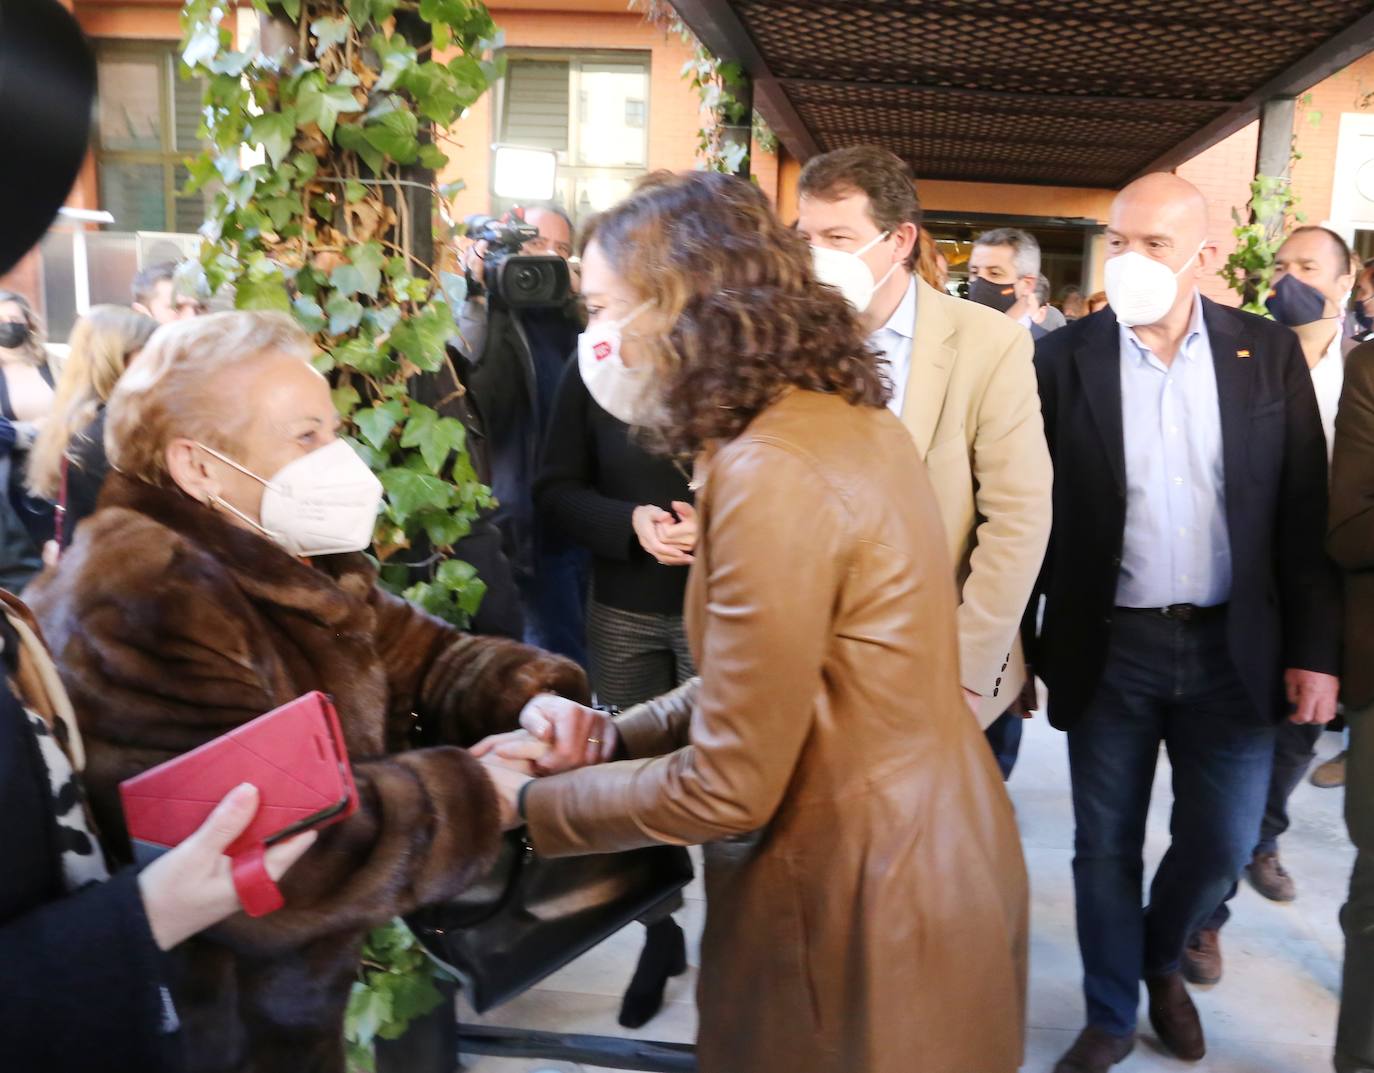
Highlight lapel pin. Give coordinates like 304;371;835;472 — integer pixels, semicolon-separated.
1236;349;1251;359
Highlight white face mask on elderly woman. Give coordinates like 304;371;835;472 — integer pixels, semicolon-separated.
578;301;655;426
195;438;383;558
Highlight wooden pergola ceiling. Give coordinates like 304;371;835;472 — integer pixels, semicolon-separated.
669;0;1374;188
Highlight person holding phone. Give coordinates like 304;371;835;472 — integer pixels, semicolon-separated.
27;311;587;1073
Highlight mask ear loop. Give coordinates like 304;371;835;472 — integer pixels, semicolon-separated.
192;442;278;540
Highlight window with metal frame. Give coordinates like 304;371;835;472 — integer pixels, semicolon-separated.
95;41;210;234
496;52;651;223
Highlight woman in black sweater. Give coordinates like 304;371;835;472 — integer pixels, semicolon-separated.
535;352;695;1030
536;355;696;708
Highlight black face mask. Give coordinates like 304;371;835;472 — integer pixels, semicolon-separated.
1265;273;1330;327
968;276;1018;314
1354;297;1374;336
0;322;29;349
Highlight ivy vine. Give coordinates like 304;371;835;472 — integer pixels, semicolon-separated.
181;0;502;627
180;2;503;1065
631;0;777;174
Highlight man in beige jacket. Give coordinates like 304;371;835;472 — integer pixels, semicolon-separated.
797;147;1053;775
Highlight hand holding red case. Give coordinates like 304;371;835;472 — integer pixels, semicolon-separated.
120;691;359;917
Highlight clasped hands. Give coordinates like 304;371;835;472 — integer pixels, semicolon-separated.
472;694;619;829
632;501;697;566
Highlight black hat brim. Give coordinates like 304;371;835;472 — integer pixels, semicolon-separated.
0;0;95;277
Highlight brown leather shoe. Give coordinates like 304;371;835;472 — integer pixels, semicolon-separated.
1182;928;1222;985
1312;750;1347;789
1052;1026;1136;1073
1146;971;1206;1061
1246;850;1297;902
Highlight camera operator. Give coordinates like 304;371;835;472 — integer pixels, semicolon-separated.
456;206;589;666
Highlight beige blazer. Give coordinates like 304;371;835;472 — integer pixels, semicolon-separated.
900;277;1053;728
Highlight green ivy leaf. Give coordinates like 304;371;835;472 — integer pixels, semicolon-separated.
438;179;466;200
418;143;449;171
388;301;453;372
380;468;453;522
400;406;467;472
236;273;292;312
296;74;362;142
356;401;403;450
280;0;302;19
345;179;367;203
332;384;362;417
331;241;385;299
311;16;351;58
335;123;384;175
346;0;374;31
365;304;403;336
402;61;462;123
327;295;365;335
290;150;319;183
249;109;298;169
362;109;420;165
260;195;298;231
293;295;327;333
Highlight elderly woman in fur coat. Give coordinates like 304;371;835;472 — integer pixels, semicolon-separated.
26;311;589;1073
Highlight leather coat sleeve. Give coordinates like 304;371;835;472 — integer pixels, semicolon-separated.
368;584;589;750
613;677;701;759
525;441;846;855
1330;344;1374;570
958;328;1053;697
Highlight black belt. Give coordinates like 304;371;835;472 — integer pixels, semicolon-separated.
1117;603;1227;623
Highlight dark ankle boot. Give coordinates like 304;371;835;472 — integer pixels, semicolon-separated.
618;918;688;1029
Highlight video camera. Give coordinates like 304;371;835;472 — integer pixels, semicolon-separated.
466;212;572;311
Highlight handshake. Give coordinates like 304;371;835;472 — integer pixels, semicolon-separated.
472;695;620;830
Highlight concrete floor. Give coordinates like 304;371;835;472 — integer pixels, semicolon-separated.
458;715;1352;1072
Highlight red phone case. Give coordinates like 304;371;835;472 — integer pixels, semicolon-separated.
120;691;358;917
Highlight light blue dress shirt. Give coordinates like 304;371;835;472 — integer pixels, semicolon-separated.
869;276;917;416
1115;294;1232;608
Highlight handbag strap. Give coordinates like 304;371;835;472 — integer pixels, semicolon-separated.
53;454;68;552
444;833;534;928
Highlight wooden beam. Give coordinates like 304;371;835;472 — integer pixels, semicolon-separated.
1137;8;1374;177
667;0;821;160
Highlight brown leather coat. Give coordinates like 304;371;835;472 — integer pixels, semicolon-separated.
26;472;588;1073
526;390;1029;1073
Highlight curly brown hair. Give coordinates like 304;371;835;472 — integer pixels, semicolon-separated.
582;171;889;456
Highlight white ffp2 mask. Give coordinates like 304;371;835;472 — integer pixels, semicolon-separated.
811;231;900;313
199;438;383;558
1104;245;1204;327
578;301;654;426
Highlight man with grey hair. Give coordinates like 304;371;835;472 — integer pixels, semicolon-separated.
1035;274;1067;333
969;227;1043;332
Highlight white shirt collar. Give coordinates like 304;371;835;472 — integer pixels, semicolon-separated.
877;275;917;340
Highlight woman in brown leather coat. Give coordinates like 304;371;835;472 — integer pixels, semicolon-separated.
477;172;1029;1073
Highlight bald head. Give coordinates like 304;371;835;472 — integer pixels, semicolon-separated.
1111;173;1209;248
1104;172;1218;328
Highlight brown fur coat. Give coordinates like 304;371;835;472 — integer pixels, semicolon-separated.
26;472;588;1073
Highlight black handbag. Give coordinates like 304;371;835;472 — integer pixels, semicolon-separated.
409;833;694;1013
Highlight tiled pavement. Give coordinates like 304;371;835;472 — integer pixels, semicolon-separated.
458;715;1352;1073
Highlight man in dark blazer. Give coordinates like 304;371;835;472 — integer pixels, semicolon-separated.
1030;173;1342;1073
1330;338;1374;1073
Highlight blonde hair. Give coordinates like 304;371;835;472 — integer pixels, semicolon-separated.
28;306;157;499
0;289;50;368
106;311;314;487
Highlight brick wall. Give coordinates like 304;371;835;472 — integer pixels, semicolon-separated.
441;6;772;223
1175;120;1260;305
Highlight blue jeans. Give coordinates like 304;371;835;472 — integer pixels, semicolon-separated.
1067;607;1276;1037
519;541;590;670
984;708;1024;780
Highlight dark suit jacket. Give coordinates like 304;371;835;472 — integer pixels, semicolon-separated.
1330;339;1374;708
1029;301;1341;730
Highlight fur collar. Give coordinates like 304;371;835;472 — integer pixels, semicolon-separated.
97;471;377;630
